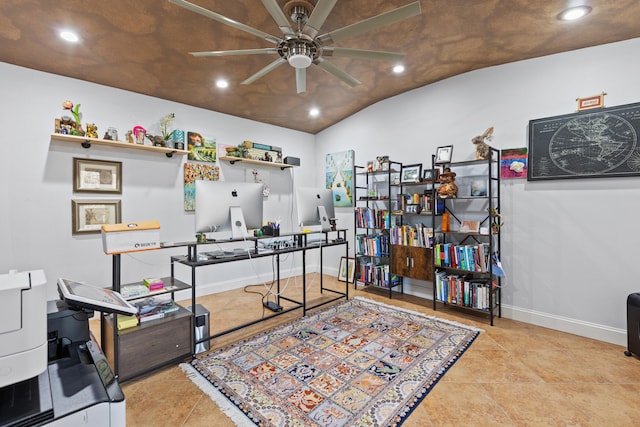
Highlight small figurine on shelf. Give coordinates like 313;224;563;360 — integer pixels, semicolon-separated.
489;207;503;234
125;130;134;144
103;132;112;140
145;133;166;147
436;167;458;198
86;123;98;139
472;127;494;160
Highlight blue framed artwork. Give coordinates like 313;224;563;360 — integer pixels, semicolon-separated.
325;150;354;207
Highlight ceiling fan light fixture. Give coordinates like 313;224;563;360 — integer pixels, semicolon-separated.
287;42;314;68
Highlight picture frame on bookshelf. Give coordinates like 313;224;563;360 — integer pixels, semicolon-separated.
338;257;356;283
435;145;453;164
422;168;437;182
73;158;122;194
401;163;422;183
459;220;480;233
470;179;487;196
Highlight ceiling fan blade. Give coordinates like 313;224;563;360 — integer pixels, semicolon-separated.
318;1;421;44
315;58;360;87
324;47;405;62
303;0;338;38
169;0;280;44
190;48;277;57
296;68;306;94
262;0;295;36
241;58;287;85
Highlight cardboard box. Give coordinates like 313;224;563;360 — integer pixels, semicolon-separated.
101;220;161;254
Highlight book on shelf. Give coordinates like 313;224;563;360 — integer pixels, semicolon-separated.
121;283;150;298
133;296;180;322
116;314;139;330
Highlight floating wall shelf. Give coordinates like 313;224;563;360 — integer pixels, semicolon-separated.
219;155;296;169
50;133;188;158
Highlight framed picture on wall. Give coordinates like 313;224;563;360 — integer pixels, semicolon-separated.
73;158;122;193
72;199;121;234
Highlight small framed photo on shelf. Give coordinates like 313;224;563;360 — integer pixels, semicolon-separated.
72;199;121;235
470;179;487;196
73;158;122;193
401;163;422;183
435;145;453;164
422;168;437;182
460;220;480;233
338;257;356;283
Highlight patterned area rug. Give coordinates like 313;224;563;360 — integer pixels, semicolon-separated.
181;297;480;427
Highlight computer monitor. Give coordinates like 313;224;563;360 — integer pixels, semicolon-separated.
195;180;264;239
296;187;336;231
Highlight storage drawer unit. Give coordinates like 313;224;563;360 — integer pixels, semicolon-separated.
103;307;193;381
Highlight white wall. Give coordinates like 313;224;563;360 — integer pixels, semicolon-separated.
0;62;319;300
316;37;640;345
3;37;639;345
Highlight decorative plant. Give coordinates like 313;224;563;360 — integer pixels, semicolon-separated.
160;113;176;142
62;100;82;135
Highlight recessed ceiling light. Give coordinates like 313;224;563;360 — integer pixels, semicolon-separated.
557;5;592;21
309;108;320;117
59;30;79;43
216;79;229;89
392;64;405;74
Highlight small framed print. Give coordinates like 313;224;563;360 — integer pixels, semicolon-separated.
435;145;453;164
338;257;356;283
72;199;121;235
422;168;437;182
576;92;606;111
401;163;422;183
73;158;122;193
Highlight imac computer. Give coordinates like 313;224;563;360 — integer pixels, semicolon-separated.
296;187;336;232
195;180;264;240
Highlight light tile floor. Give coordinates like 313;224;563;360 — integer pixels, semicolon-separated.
91;275;640;426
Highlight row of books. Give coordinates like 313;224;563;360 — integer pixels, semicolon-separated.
355;207;391;229
435;270;496;310
355;234;390;257
357;262;400;288
397;193;432;212
434;242;490;272
390;224;433;247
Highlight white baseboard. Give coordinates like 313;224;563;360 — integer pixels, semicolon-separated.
501;304;627;347
175;264;338;301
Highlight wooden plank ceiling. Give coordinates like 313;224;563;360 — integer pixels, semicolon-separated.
1;0;639;134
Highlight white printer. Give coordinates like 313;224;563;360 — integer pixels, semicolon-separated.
0;270;48;388
0;271;129;427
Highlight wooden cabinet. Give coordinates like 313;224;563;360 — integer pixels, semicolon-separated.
101;252;194;381
102;307;192;381
391;246;433;280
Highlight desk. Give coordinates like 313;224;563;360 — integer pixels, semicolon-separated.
103;230;349;380
172;229;349;351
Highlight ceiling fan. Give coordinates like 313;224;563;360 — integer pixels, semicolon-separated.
169;0;422;93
